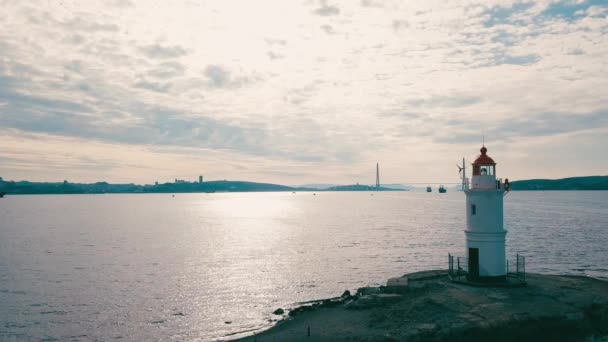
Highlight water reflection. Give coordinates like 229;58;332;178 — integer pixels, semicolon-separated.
0;191;606;340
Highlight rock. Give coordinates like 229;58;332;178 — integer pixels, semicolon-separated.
273;308;284;315
566;311;585;321
288;305;315;316
376;293;402;303
386;277;409;293
357;286;381;296
511;312;530;321
238;273;608;342
387;277;408;287
347;294;402;309
416;323;437;332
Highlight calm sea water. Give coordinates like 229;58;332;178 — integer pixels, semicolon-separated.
1;191;607;341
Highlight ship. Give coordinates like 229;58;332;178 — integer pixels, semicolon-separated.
438;185;447;193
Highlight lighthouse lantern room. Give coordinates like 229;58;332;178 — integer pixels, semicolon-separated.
464;145;509;282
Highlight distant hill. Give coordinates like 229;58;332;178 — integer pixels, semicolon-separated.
297;184;340;190
146;180;299;193
325;184;403;191
0;179;403;195
4;176;604;195
300;183;409;191
510;176;608;190
0;179;300;195
381;184;414;191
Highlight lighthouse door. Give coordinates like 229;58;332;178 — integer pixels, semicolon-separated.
468;248;479;279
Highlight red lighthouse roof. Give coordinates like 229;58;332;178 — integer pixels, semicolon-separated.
473;146;496;165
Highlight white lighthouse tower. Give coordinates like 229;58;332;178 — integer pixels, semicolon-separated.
464;145;508;282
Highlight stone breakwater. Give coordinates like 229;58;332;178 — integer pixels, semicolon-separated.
232;270;608;342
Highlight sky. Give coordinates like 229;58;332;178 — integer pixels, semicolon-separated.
0;0;607;185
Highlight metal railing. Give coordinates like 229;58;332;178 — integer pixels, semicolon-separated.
448;253;468;280
507;254;526;282
449;253;526;283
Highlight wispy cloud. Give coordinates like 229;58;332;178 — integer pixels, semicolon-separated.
405;96;482;108
139;44;188;59
312;0;340;16
434;110;608;144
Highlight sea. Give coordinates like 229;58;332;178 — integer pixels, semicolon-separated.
1;191;607;341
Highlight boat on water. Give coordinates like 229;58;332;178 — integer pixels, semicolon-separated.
426;186;432;192
438;185;447;193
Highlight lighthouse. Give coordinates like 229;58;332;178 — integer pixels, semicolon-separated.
464;145;508;282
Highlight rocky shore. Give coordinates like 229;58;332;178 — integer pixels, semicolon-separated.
232;270;608;342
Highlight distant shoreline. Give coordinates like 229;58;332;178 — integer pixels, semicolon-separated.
0;175;606;195
509;175;608;191
3;189;608;196
0;179;404;195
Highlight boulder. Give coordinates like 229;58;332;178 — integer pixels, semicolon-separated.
347;294;402;309
386;277;409;293
357;287;381;296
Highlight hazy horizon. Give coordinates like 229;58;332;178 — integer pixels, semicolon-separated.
1;0;607;184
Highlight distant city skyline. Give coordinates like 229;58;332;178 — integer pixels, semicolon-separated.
0;0;607;184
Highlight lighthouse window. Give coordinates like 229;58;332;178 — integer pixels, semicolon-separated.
471;204;476;215
479;165;495;176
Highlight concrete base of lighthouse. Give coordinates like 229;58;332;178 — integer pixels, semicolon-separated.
465;230;507;282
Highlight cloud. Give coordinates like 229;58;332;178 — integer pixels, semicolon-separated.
392;20;409;31
497;53;540;66
312;0;340;16
566;48;584;55
62;34;87;45
381;111;422;119
202;65;258;88
361;0;384;8
434;110;608;144
0;82;91;114
483;2;536;27
264;38;287;46
320;24;334;34
0;91;268;155
134;79;172;92
204;65;232;88
104;0;134;8
139;44;187;59
0;0;607;183
541;0;606;21
267;51;284;60
147;61;186;79
61;17;119;32
405;96;482;108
